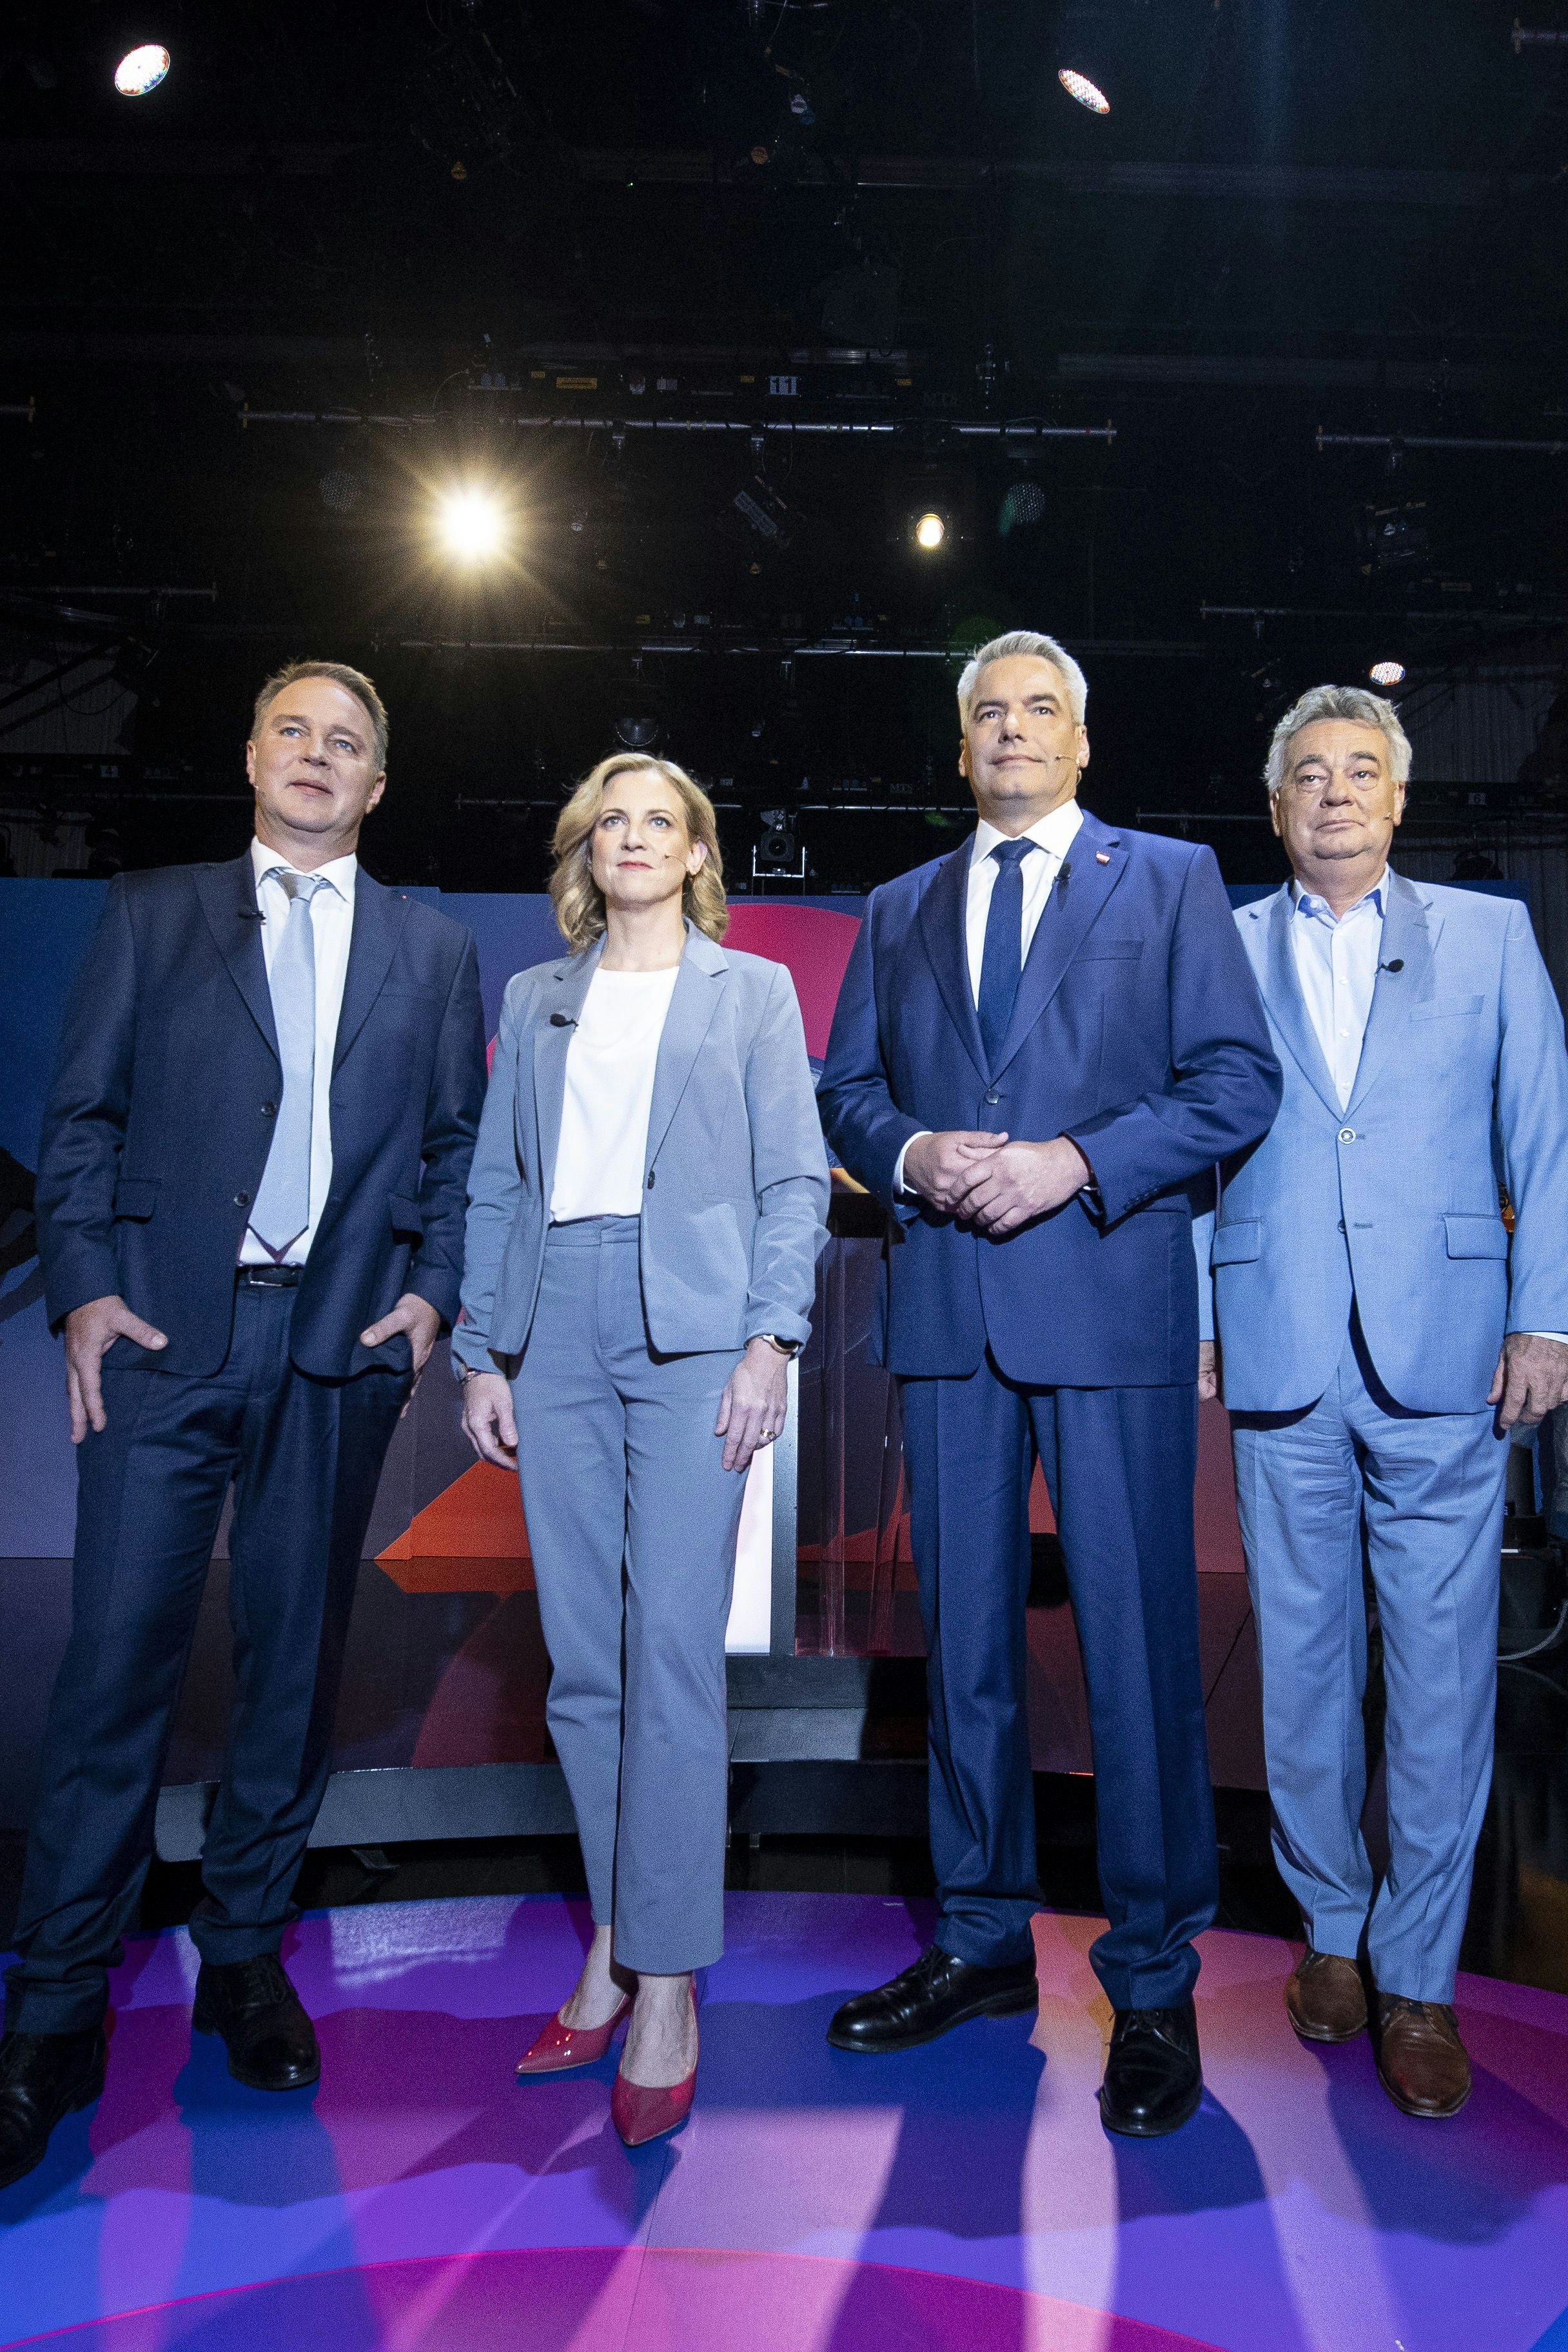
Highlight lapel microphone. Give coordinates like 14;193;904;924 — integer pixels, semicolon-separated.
549;1011;576;1026
1379;958;1404;973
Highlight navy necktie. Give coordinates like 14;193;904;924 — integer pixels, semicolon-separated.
977;838;1039;1069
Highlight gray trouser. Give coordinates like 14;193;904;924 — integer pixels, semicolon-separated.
513;1215;747;1975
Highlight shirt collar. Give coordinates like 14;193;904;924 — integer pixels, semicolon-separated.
972;799;1084;868
1290;866;1388;924
251;837;358;900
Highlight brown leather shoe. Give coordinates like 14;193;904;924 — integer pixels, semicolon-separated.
1375;1997;1472;2119
1285;1948;1367;2044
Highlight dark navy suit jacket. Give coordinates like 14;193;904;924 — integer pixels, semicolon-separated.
817;808;1282;1386
36;854;487;1380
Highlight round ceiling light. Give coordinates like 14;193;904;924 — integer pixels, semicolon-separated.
1369;660;1406;686
436;486;507;562
914;511;946;551
115;44;170;97
1058;68;1110;114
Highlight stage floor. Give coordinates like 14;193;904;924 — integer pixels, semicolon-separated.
2;1896;1567;2351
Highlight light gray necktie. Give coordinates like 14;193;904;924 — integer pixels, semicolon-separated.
250;868;327;1257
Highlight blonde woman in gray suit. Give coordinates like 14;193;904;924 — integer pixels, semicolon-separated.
457;752;828;2146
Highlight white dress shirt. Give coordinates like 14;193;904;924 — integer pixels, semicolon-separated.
1289;865;1564;1345
550;965;681;1222
895;800;1086;1197
239;837;357;1266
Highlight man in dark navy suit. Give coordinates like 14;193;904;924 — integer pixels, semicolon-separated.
0;662;485;2188
818;631;1280;2135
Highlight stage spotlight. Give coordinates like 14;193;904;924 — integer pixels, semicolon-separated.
614;713;662;750
436;486;507;562
999;481;1046;535
1058;68;1110;114
318;468;365;516
914;511;947;551
115;43;170;96
1369;660;1406;686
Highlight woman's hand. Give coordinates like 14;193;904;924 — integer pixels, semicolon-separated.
461;1369;518;1468
716;1338;790;1474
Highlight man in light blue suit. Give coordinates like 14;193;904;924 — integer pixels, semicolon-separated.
1200;683;1568;2119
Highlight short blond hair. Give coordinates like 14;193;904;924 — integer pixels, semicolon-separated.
250;660;389;770
550;752;728;952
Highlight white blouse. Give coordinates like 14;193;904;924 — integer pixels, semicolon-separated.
549;964;681;1222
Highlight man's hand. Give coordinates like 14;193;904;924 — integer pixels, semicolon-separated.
716;1337;791;1474
64;1294;167;1442
461;1369;518;1468
1489;1333;1568;1431
1197;1339;1221;1404
903;1130;1006;1213
947;1136;1092;1239
360;1292;442;1379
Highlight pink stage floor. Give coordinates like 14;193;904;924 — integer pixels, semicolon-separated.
2;1892;1567;2351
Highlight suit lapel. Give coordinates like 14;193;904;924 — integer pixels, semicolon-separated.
533;942;603;1188
195;856;279;1063
916;841;987;1082
991;808;1125;1079
1258;885;1342;1119
334;873;411;1073
1344;870;1438;1117
645;928;727;1171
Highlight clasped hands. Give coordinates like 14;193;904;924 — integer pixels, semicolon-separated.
903;1130;1092;1239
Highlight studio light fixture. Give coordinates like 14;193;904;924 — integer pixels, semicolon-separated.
115;43;170;96
914;511;947;551
1058;68;1110;114
1369;660;1406;686
436;486;507;562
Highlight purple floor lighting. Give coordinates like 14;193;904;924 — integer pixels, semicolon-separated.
3;1894;1567;2351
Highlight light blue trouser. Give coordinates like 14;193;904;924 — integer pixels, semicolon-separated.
1231;1318;1506;2003
512;1216;747;1976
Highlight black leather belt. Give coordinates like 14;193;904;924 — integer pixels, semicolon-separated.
235;1263;302;1288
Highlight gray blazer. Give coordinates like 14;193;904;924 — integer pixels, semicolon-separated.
453;923;830;1370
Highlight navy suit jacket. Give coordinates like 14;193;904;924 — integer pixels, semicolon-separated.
36;854;487;1380
817;808;1282;1385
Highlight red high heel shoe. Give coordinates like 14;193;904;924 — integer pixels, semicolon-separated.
611;1999;698;2148
516;1993;632;2077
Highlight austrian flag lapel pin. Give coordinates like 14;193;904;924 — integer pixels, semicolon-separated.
1095;850;1111;864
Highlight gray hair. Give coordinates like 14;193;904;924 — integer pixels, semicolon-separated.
1264;684;1411;797
956;630;1088;729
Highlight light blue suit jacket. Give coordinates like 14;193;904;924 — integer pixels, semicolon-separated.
453;923;829;1371
1200;872;1568;1413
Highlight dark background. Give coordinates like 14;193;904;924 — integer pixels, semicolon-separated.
2;0;1568;896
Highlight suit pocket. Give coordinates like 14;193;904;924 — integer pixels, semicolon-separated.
112;1177;159;1220
388;1193;425;1237
1077;939;1144;961
1444;1213;1508;1260
1412;995;1484;1020
1211;1219;1261;1266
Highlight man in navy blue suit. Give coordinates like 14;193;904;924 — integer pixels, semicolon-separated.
818;631;1280;2135
0;663;485;2190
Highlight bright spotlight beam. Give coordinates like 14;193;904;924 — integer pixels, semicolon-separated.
1058;68;1110;114
437;487;507;562
115;43;170;96
914;511;946;551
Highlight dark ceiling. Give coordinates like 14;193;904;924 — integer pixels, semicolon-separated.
3;0;1568;892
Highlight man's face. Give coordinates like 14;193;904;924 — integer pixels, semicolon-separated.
246;677;386;847
1269;720;1404;875
959;655;1088;827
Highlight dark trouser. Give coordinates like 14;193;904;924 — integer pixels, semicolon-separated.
5;1282;408;2035
899;1354;1218;2010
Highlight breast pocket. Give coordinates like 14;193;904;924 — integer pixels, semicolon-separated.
1411;995;1484;1021
1077;939;1144;963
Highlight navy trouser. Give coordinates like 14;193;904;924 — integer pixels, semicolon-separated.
900;1354;1219;2010
6;1282;407;2035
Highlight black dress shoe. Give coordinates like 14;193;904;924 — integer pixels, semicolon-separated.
192;1955;320;2091
1098;1999;1203;2137
0;2028;107;2192
827;1944;1038;2053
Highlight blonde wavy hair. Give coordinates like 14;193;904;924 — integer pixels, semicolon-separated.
550;751;729;952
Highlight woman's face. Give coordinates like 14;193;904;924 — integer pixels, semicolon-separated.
589;769;707;915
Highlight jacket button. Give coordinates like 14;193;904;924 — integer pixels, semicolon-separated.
1338;1127;1355;1143
234;1191;251;1209
1337;1219;1346;1234
985;1092;999;1106
646;1170;656;1190
260;1101;277;1118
